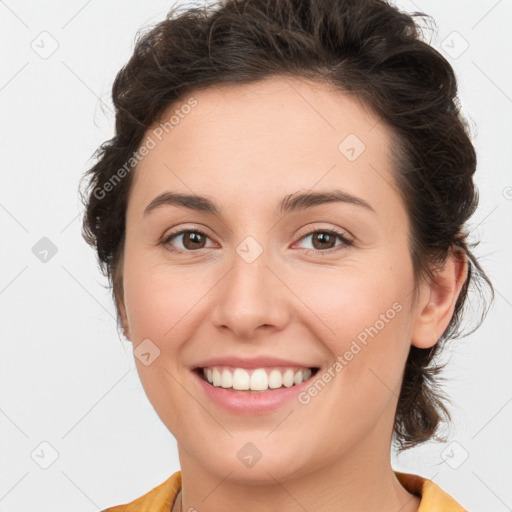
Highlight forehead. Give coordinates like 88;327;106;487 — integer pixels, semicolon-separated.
128;75;400;217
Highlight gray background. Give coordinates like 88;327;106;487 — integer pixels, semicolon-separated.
1;0;511;510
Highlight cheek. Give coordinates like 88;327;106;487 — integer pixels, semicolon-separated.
122;254;204;431
297;272;412;437
296;261;413;397
292;264;407;345
123;258;206;342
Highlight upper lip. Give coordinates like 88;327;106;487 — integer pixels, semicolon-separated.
193;356;319;370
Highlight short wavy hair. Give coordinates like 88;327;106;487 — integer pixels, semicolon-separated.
80;0;494;451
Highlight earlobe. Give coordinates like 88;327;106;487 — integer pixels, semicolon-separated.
411;249;468;349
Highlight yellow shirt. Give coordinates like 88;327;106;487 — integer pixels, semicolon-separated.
102;470;467;511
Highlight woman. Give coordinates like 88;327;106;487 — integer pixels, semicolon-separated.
80;0;493;510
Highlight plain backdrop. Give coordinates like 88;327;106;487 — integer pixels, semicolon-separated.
1;0;511;511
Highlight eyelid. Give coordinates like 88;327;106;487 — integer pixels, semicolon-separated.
163;223;211;238
294;223;353;243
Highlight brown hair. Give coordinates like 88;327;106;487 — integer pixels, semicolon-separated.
80;0;494;451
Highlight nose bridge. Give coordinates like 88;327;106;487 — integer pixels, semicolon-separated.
211;236;289;337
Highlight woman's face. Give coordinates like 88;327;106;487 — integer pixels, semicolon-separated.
121;76;425;482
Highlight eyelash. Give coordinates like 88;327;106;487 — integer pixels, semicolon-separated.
162;226;353;255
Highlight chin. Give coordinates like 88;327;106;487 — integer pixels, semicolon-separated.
192;437;315;484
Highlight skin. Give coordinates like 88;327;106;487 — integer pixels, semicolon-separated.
119;75;467;512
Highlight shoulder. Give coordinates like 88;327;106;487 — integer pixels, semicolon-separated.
101;470;182;512
394;471;469;511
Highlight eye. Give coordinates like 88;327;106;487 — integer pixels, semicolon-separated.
294;228;353;254
162;228;215;252
161;226;353;254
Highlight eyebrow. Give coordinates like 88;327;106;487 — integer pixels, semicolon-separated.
143;189;375;217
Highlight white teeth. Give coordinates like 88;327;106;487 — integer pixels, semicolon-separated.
250;369;268;390
232;368;250;390
268;369;283;389
282;369;294;387
212;368;222;386
202;366;314;391
221;369;233;389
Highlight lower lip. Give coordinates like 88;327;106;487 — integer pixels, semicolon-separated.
192;369;317;414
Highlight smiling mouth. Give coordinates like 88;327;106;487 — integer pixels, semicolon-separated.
194;366;320;393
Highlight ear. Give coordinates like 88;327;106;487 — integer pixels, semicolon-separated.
411;249;468;349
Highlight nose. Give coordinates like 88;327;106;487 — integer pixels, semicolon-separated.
210;248;291;340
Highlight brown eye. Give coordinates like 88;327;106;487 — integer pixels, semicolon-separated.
295;228;353;254
311;232;337;250
163;229;212;251
181;231;207;250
